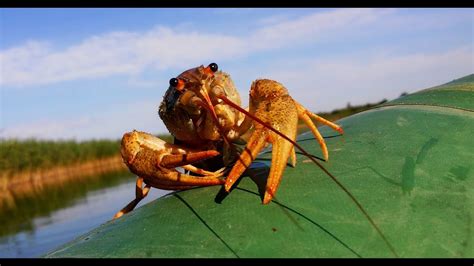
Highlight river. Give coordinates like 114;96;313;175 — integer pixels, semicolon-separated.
0;171;168;258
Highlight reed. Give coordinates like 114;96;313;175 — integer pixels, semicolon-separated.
0;139;121;173
0;134;174;174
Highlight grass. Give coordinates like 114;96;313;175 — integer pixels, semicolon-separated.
0;139;121;173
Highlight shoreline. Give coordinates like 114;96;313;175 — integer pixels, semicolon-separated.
0;155;128;209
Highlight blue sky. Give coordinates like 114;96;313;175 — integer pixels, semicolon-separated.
1;8;473;140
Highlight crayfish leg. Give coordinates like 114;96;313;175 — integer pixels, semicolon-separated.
148;163;226;187
298;107;329;161
224;129;268;192
296;102;344;162
113;177;151;219
305;109;344;134
143;178;200;190
181;164;225;177
160;150;220;168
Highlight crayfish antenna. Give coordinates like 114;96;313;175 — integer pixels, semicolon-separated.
218;94;399;258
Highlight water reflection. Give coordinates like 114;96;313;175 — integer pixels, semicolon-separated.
0;171;168;257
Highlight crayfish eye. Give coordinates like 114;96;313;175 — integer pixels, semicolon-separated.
169;78;179;87
208;63;218;73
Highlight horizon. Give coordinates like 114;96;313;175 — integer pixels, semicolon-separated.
1;8;473;141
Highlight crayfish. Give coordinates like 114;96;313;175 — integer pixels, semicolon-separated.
113;63;343;218
112;63;398;257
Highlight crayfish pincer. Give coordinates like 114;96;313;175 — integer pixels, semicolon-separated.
221;79;343;204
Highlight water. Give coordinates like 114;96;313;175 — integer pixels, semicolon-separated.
0;172;169;258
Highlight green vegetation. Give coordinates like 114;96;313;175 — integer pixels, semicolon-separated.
317;99;388;121
0;134;174;173
0;139;121;173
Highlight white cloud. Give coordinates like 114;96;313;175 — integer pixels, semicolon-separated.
0;100;166;140
248;8;394;50
3;46;471;141
1;8;473;140
259;46;474;112
0;8;395;87
0;28;246;87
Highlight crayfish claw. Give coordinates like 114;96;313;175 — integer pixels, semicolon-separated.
225;129;268;192
160;150;220;168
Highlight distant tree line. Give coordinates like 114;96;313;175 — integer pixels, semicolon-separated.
316;99;388;122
